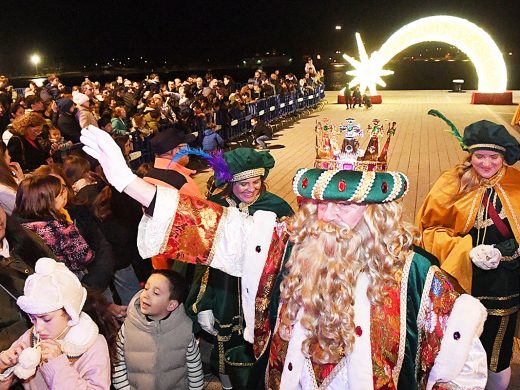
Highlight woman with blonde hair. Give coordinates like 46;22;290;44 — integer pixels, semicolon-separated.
7;112;50;173
417;114;520;389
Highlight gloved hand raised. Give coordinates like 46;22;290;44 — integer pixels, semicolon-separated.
80;125;137;192
469;244;502;270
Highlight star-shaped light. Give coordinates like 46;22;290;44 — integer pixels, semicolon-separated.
343;33;394;96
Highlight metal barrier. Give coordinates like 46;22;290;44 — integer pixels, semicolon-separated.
226;85;325;140
33;82;322;168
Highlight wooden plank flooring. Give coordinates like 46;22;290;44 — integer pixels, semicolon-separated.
193;90;520;222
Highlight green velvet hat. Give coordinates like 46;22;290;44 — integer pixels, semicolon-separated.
463;120;520;165
292;168;409;203
215;147;275;187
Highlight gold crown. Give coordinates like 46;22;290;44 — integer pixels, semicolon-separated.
314;118;396;172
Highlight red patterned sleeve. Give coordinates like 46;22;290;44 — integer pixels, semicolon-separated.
160;193;226;265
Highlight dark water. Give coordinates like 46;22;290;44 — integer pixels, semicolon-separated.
11;60;519;91
328;60;520;91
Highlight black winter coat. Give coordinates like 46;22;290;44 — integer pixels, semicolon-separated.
57;112;82;143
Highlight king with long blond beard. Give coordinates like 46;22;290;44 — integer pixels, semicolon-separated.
81;124;489;390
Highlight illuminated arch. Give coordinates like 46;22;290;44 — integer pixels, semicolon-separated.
343;15;507;94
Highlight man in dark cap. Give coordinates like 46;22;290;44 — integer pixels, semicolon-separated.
143;127;201;270
144;127;200;197
56;98;81;143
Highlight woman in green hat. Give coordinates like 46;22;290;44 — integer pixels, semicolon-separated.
417;117;520;390
80;125;488;390
188;147;293;389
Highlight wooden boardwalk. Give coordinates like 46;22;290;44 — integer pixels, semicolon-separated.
194;90;520;222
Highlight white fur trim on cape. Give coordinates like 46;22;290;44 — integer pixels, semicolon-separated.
137;186;179;259
426;294;488;390
279;310;306;390
345;272;373;388
240;210;277;343
208;207;253;277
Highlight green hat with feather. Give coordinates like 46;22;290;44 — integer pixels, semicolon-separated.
428;109;520;165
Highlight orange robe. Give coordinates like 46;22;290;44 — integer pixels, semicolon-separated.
416;166;520;293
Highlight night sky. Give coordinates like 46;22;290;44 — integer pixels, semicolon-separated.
1;0;518;75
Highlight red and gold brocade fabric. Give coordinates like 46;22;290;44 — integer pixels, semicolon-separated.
253;230;290;359
267;304;290;390
160;193;225;265
311;362;337;388
416;269;459;389
370;283;401;389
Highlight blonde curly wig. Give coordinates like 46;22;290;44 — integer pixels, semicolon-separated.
279;199;419;364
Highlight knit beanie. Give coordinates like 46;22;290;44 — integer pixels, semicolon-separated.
72;91;89;107
17;258;87;326
57;98;74;114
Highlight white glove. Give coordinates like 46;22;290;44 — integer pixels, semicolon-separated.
470;244;502;270
80;125;136;192
197;310;217;336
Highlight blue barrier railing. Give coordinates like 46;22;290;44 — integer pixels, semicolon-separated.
227;84;324;139
109;84;323;168
14;87;26;96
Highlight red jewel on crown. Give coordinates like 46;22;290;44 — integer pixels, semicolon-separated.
403;181;408;192
338;180;346;192
381;181;388;193
355;326;362;337
302;177;308;189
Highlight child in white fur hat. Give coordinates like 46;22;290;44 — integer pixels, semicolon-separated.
0;257;111;389
73;90;98;129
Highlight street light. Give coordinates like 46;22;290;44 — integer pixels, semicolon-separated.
335;25;342;30
30;54;41;75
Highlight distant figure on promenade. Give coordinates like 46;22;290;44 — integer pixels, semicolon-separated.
363;94;372;109
344;84;352;109
353;86;362;108
251;116;272;151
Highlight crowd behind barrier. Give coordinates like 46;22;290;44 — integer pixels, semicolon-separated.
0;66;326;388
126;83;325;169
1;69;326;172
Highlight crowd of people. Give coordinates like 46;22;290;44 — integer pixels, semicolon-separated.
0;63;519;390
0;68;325;159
